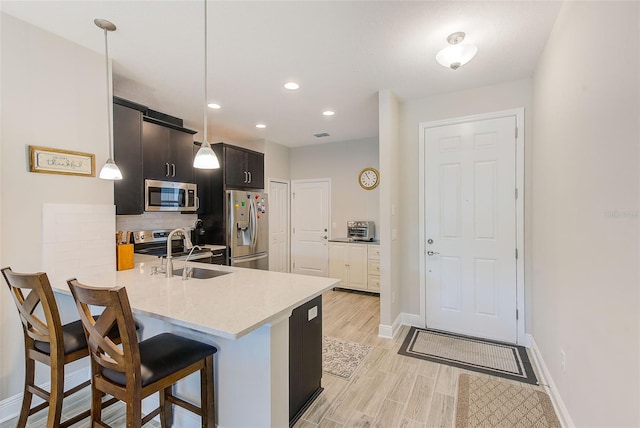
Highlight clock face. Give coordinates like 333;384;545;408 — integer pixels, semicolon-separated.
359;167;380;190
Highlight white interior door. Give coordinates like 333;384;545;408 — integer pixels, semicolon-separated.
291;179;330;277
425;116;517;343
268;179;289;272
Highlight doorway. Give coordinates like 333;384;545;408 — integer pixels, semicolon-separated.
291;179;331;276
420;109;525;344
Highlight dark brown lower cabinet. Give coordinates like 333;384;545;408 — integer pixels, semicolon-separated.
289;295;323;426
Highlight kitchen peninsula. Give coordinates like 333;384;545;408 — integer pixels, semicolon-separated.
50;259;339;427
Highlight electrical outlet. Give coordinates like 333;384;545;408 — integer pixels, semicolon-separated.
560;349;566;373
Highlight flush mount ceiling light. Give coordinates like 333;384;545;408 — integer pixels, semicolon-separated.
256;123;266;129
95;19;122;180
436;32;478;70
193;0;220;170
322;110;335;116
207;103;221;109
284;82;300;90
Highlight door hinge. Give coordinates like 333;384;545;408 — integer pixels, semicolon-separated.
515;127;519;138
292;192;295;199
515;188;518;199
516;309;519;320
515;248;519;259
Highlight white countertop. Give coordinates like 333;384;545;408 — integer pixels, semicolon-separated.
51;260;338;340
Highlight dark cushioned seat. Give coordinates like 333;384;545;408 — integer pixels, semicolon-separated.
34;317;142;355
102;333;217;387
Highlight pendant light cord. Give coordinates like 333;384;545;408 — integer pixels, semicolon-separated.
103;27;114;160
203;0;208;146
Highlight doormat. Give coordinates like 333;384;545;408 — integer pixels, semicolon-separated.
323;336;372;379
455;373;560;427
398;327;538;385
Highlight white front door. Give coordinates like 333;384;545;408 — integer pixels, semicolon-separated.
291;179;330;276
424;115;518;343
268;179;289;272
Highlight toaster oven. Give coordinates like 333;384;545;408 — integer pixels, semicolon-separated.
347;221;375;241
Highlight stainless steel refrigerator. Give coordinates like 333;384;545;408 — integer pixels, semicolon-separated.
227;190;269;269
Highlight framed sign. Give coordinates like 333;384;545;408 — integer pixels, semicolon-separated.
29;146;95;177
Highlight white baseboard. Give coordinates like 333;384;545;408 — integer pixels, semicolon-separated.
400;313;421;328
528;336;575;428
0;367;90;423
378;312;404;339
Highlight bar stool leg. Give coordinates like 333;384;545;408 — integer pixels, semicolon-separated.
47;363;64;428
159;385;173;427
201;354;215;427
17;357;35;428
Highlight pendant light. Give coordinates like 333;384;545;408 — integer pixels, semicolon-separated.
436;32;478;70
193;0;220;169
95;19;123;180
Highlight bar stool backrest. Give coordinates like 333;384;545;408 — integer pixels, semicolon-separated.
1;268;64;360
67;280;141;386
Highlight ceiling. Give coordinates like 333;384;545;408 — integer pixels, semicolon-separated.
1;1;562;148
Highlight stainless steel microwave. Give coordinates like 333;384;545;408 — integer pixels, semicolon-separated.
145;179;198;212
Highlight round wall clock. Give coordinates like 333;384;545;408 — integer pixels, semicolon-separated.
358;167;380;190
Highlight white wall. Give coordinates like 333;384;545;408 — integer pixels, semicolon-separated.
531;2;639;426
378;90;401;331
290;138;379;239
399;79;533;326
265;139;291;182
0;13;114;401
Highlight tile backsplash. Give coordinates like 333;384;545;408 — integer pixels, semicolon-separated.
116;212;198;237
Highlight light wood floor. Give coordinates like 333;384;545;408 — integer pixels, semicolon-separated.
296;289;543;428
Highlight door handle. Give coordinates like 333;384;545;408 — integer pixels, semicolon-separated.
248;171;252;183
171;163;176;177
427;251;440;256
165;163;170;176
322;235;327;239
244;171;248;183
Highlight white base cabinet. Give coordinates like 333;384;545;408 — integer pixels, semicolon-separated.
329;242;380;293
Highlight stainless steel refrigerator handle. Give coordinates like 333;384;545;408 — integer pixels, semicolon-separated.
233;253;268;263
250;198;258;248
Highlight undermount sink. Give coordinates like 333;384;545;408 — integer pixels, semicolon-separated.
173;267;231;280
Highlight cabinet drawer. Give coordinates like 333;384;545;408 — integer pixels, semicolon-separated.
368;260;380;275
368;245;380;260
368;275;380;291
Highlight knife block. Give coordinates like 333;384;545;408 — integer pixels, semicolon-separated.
116;244;134;271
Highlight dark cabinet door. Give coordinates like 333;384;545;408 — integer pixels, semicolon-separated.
113;104;144;215
169;129;195;183
289;296;323;424
224;145;248;188
246;151;264;189
142;121;170;180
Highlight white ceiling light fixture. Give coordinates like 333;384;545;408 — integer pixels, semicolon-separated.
284;82;300;90
436;31;478;70
95;19;122;180
207;103;221;109
194;0;220;170
256;123;266;129
322;110;335;116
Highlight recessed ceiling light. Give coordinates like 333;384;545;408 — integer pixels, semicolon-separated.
322;110;335;116
284;82;300;90
256;123;267;129
207;103;221;109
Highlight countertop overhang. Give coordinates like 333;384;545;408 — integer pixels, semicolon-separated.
51;261;339;340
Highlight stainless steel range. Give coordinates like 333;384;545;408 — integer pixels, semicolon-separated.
132;229;224;264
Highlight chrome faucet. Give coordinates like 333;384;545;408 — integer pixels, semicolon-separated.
165;228;193;278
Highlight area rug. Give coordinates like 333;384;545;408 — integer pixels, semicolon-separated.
455;373;560;427
398;327;538;385
322;336;372;379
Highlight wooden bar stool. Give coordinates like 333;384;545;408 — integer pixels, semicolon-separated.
67;278;217;428
1;267;120;428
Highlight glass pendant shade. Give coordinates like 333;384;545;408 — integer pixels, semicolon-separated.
193;141;220;169
99;158;123;180
436;44;478;70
